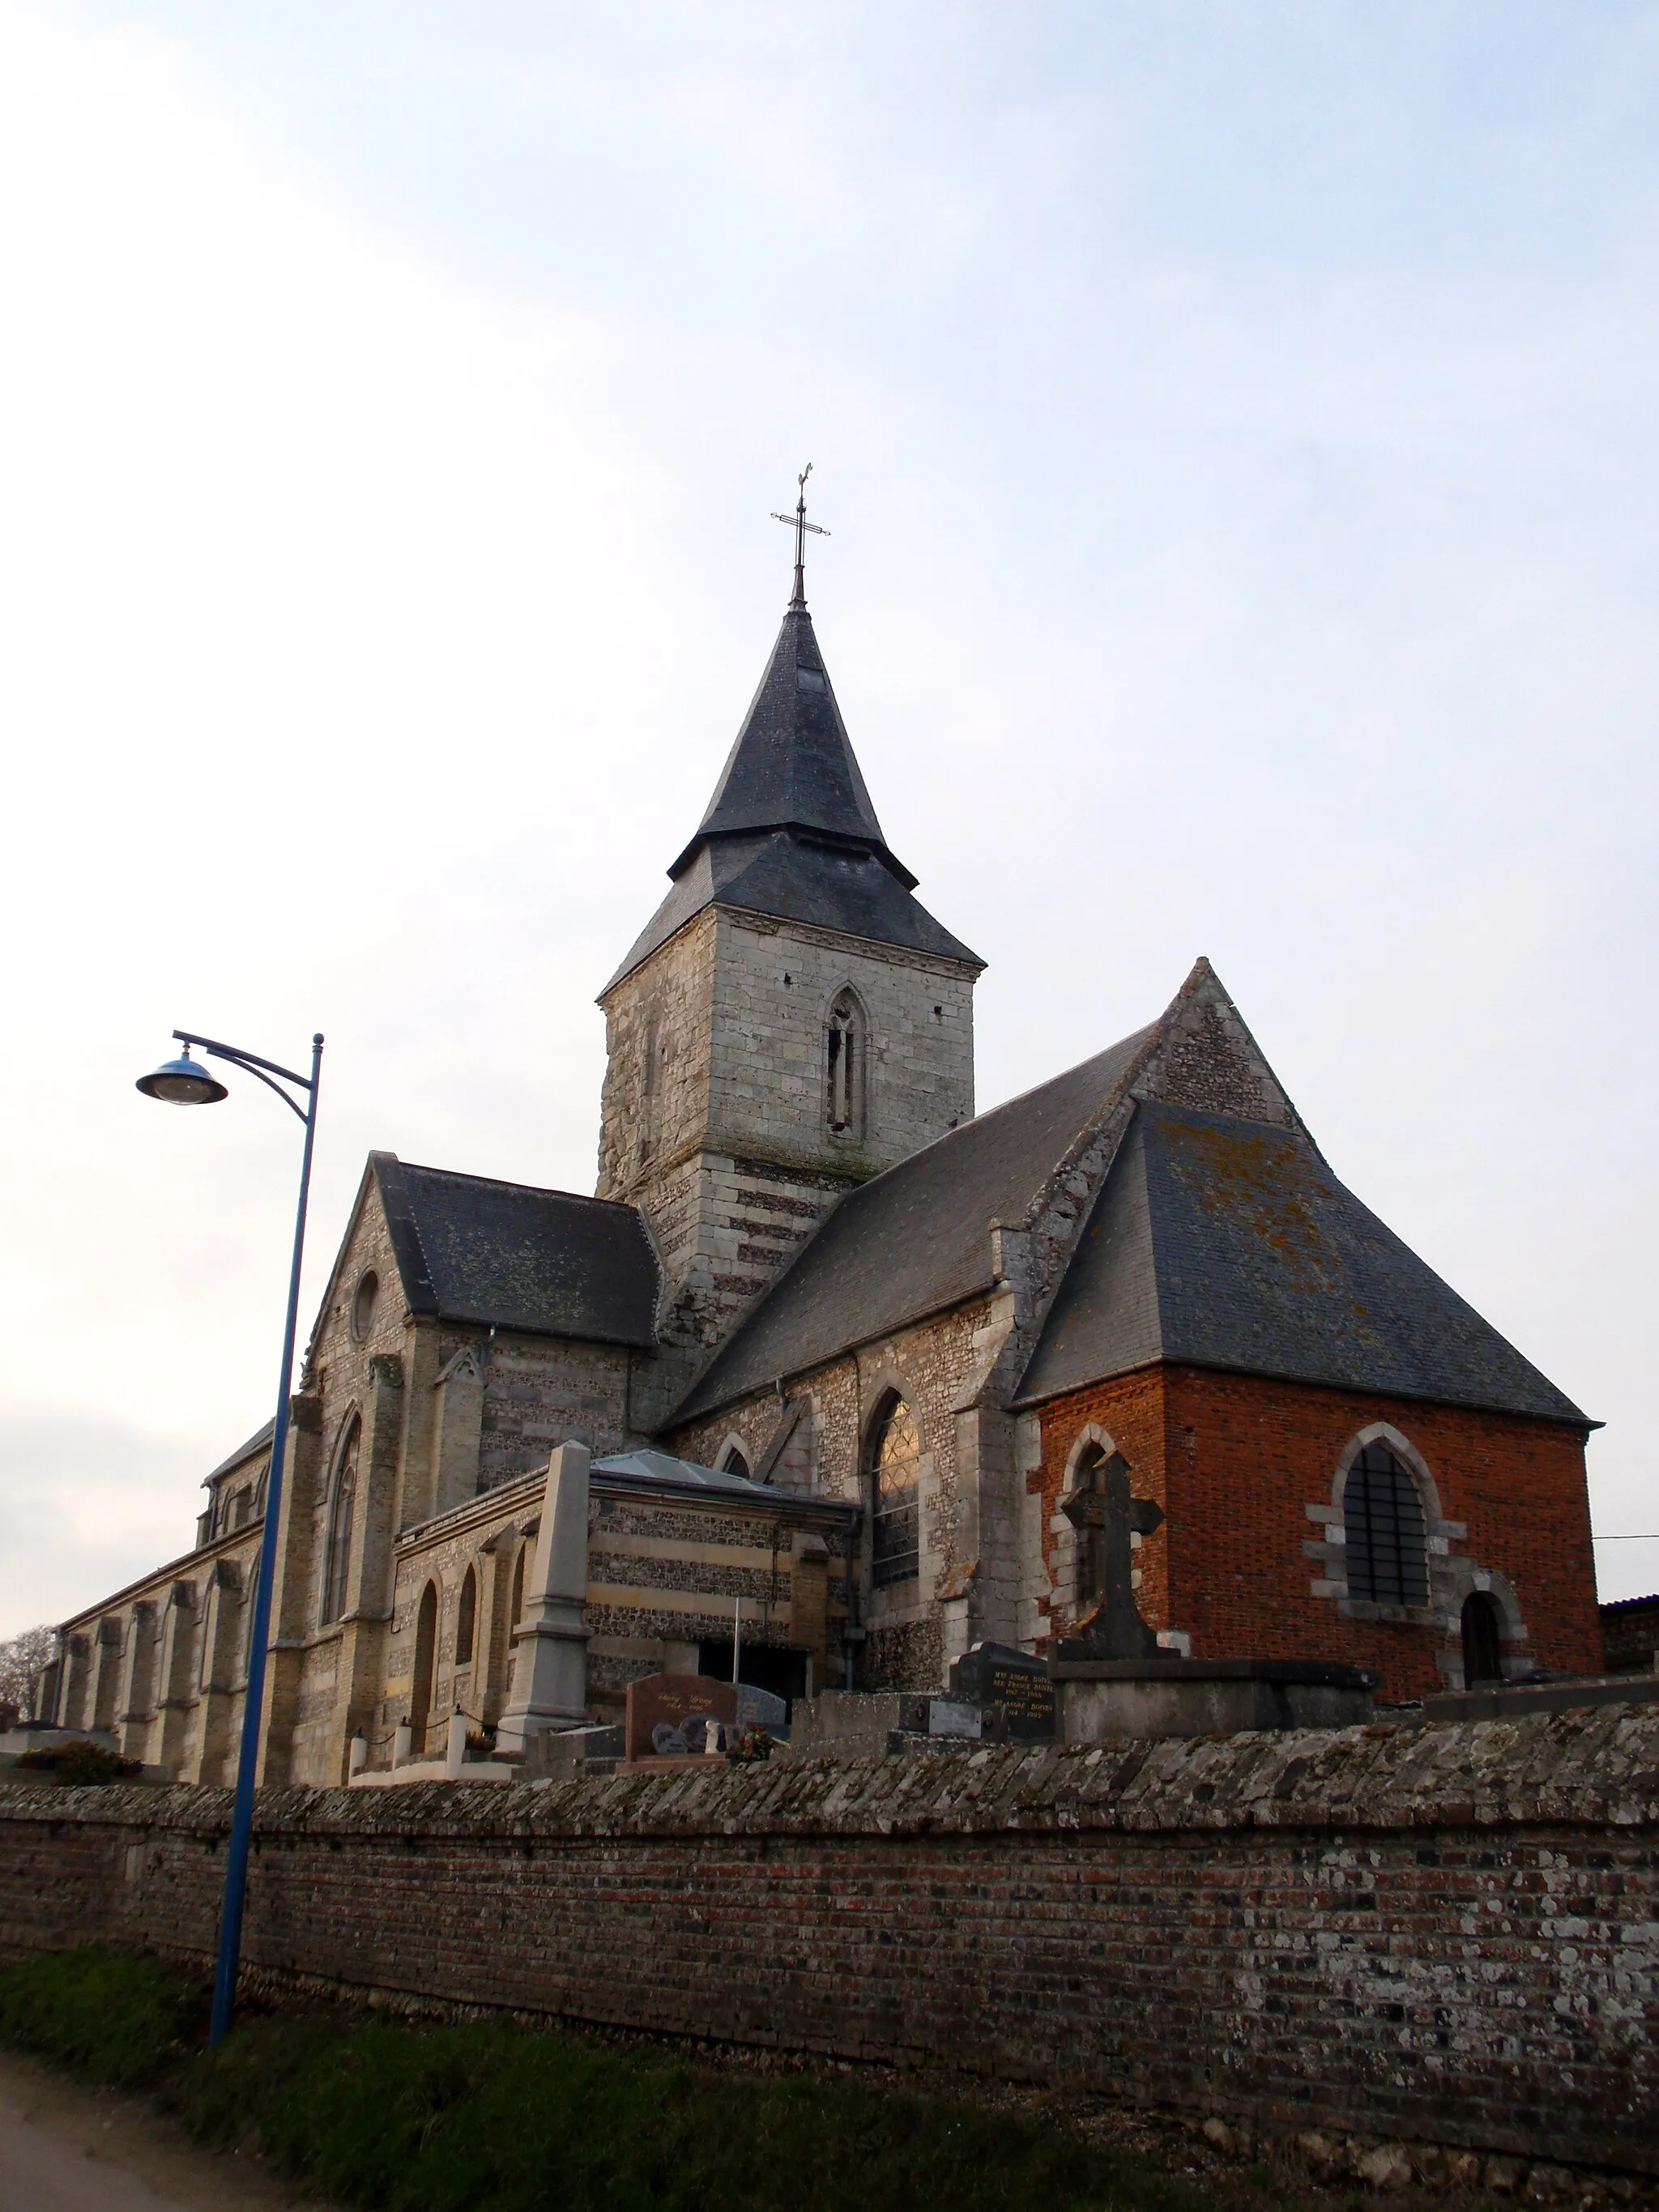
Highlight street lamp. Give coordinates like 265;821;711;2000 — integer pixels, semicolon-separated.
136;1027;323;2048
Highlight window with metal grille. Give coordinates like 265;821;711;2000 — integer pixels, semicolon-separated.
1343;1443;1428;1606
868;1394;920;1587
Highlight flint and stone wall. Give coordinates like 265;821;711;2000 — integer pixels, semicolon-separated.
4;1706;1657;2172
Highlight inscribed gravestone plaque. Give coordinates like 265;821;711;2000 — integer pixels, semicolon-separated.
949;1642;1056;1739
624;1673;739;1761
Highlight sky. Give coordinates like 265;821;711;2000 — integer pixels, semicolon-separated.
2;1;1657;1638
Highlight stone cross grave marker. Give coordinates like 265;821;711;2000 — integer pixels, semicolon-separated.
1060;1451;1164;1660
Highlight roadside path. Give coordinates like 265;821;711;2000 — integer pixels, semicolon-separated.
0;2048;328;2210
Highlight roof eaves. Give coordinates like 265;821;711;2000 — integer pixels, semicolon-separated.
1011;1349;1600;1428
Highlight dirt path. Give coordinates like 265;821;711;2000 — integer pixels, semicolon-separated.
0;2048;329;2210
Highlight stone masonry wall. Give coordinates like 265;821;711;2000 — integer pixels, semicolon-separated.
670;1296;1003;1692
3;1706;1657;2172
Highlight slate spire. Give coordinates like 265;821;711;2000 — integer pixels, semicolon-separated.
669;607;915;888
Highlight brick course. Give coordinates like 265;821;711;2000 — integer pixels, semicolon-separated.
1030;1366;1598;1700
3;1706;1657;2172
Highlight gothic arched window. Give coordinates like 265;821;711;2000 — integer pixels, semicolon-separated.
1461;1591;1504;1686
322;1418;360;1626
826;991;866;1139
454;1566;477;1667
1343;1442;1428;1608
719;1444;751;1481
410;1580;438;1750
868;1393;920;1588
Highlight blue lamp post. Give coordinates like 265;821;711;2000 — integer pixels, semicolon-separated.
136;1027;323;2048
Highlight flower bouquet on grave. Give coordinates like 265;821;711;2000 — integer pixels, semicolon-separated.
724;1726;775;1767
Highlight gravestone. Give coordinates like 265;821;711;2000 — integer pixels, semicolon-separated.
624;1672;738;1760
927;1698;983;1740
735;1683;789;1737
1060;1451;1163;1662
949;1642;1056;1740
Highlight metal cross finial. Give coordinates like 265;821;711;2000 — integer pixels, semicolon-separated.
771;462;830;608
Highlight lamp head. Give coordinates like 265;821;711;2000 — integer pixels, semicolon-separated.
136;1050;228;1106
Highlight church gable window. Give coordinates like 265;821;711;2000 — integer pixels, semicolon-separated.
1342;1442;1428;1608
826;990;866;1140
322;1418;360;1626
351;1270;379;1344
868;1392;920;1588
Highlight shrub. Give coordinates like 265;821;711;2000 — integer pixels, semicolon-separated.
13;1739;142;1784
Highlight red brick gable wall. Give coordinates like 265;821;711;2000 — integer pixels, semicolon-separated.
1029;1365;1599;1700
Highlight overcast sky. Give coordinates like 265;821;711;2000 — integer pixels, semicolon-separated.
2;2;1657;1639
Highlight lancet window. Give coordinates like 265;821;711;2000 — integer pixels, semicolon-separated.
868;1393;921;1588
1342;1442;1428;1608
321;1417;360;1626
826;991;865;1139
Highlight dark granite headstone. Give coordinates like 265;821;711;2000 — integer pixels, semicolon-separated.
949;1642;1056;1740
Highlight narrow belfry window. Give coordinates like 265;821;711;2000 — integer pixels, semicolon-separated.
1343;1443;1428;1607
322;1419;360;1625
868;1394;920;1588
826;991;864;1138
1461;1591;1504;1686
454;1566;477;1666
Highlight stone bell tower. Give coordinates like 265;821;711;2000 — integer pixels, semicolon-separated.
597;554;984;1423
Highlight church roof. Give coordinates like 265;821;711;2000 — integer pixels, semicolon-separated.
673;607;898;875
672;1025;1157;1418
1015;1102;1590;1424
603;606;981;995
203;1419;275;1487
374;1154;659;1349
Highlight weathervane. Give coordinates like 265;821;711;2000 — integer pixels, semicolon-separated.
771;462;830;608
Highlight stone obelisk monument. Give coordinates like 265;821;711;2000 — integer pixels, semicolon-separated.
496;1440;591;1753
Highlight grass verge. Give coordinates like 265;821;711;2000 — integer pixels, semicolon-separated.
1;1947;1201;2212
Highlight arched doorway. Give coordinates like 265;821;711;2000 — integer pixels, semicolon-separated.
410;1581;438;1752
1461;1591;1504;1687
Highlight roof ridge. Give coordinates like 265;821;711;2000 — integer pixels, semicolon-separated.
396;1159;643;1215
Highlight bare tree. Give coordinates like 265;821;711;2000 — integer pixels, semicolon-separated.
0;1624;59;1718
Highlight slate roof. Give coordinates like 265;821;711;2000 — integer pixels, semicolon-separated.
374;1154;659;1349
672;1026;1156;1418
592;1447;855;1519
674;607;898;874
203;1419;275;1488
1015;1102;1590;1426
604;607;981;994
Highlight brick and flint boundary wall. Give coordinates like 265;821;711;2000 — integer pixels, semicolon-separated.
3;1706;1657;2173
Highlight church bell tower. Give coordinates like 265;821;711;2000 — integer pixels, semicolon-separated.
597;505;984;1421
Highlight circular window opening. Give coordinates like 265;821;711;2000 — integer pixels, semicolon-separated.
351;1270;379;1343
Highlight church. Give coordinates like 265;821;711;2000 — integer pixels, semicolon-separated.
41;547;1603;1786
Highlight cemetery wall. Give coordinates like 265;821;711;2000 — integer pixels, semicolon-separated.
3;1704;1657;2173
